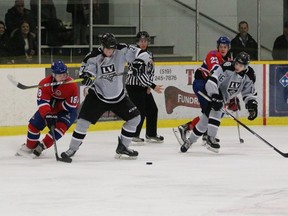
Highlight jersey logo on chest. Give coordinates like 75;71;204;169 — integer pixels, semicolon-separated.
227;81;241;95
101;64;116;81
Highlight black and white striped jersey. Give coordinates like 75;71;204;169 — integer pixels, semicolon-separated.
79;44;151;104
125;48;155;89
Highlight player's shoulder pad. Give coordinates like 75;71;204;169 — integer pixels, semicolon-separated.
209;50;218;55
245;66;256;83
221;61;234;71
82;48;102;63
117;43;129;50
39;75;53;85
146;49;153;57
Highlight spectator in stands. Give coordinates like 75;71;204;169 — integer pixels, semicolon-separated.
9;20;37;64
5;0;36;36
0;21;11;64
66;0;89;45
272;21;288;60
231;21;258;60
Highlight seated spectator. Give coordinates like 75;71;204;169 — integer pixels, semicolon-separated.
5;0;36;36
231;21;258;60
272;21;288;60
9;20;37;64
0;21;11;64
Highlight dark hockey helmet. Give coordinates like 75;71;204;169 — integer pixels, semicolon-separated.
216;36;231;48
51;60;67;74
234;51;250;67
100;33;117;49
136;31;150;42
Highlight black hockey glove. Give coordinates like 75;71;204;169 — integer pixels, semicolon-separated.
211;94;223;111
226;97;241;111
245;100;258;120
45;114;57;130
80;72;94;86
131;59;146;76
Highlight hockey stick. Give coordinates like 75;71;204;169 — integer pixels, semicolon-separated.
235;101;244;143
50;125;72;163
198;91;288;158
7;72;127;90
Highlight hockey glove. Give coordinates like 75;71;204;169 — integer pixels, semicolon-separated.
80;72;94;86
211;94;223;111
131;59;146;76
226;97;241;111
45;114;58;130
245;100;258;120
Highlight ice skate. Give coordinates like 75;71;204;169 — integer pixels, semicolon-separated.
145;135;164;143
15;144;33;158
131;136;145;146
180;139;193;153
32;141;46;157
115;137;138;159
202;132;220;145
61;148;77;159
173;125;188;145
204;136;220;153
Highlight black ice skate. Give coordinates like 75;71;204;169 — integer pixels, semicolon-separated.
131;136;145;146
204;136;220;153
61;148;77;159
32;141;46;157
180;139;193;153
202;132;220;143
132;137;145;142
173;124;188;145
115;137;138;159
145;135;164;143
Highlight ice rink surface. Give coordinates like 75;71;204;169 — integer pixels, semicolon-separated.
1;126;288;216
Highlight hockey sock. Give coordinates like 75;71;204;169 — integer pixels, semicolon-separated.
42;122;68;148
187;116;200;130
26;123;40;149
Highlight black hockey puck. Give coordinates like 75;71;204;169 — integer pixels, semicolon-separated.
146;162;153;165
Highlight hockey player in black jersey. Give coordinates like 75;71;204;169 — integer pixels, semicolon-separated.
61;33;152;160
180;52;257;153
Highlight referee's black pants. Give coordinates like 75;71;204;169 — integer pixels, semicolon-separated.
126;85;158;137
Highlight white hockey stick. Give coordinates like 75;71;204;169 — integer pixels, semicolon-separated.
235;109;244;143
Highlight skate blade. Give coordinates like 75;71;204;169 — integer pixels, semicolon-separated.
114;153;138;160
201;140;207;146
202;143;219;153
145;139;164;144
15;150;37;159
130;141;145;146
172;128;184;145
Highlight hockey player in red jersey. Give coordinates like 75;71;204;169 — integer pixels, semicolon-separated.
173;36;238;145
16;60;79;158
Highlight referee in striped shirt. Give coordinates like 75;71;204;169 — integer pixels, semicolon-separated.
126;31;164;143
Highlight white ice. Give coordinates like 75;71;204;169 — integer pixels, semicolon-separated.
1;126;288;216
